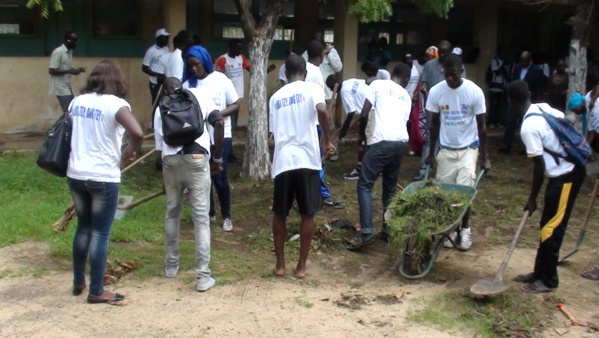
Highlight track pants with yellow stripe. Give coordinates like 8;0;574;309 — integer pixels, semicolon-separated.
533;165;586;288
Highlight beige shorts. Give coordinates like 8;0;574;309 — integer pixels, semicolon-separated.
435;148;478;187
365;109;375;145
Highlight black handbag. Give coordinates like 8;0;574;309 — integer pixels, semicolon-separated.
36;113;72;177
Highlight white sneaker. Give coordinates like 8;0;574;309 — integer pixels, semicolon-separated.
459;228;472;250
165;266;179;278
222;218;233;232
196;277;216;292
443;231;458;248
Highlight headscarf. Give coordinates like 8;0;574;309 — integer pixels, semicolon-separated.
426;46;438;59
568;92;585;111
182;45;213;88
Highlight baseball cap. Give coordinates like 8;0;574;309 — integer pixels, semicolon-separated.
452;47;463;56
155;28;170;38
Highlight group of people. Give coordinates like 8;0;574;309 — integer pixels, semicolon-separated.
47;27;599;304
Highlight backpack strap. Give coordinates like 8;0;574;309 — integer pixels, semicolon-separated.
523;109;562;165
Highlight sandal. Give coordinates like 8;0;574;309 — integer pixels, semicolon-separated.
581;266;599;280
512;273;537;284
521;280;552;294
87;293;125;304
347;234;375;251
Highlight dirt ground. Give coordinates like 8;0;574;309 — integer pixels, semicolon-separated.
1;239;598;337
2;131;599;337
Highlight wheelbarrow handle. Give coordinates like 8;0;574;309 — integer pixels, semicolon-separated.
473;169;485;189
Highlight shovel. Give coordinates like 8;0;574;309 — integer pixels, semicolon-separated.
114;189;165;220
470;210;529;296
558;177;599;264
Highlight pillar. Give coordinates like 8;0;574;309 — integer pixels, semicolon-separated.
164;0;186;38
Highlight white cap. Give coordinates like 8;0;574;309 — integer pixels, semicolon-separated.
155;28;170;38
452;47;463;56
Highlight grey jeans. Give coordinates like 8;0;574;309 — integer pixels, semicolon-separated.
56;94;74;113
162;154;212;281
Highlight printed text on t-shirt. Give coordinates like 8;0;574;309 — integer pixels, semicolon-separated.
274;93;306;110
72;105;104;121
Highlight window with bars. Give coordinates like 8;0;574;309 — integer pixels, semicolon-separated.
0;0;36;36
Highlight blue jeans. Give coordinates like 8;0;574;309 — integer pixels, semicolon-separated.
316;126;331;199
210;138;232;219
162;154;212;281
501;106;522;150
358;141;406;234
68;178;120;295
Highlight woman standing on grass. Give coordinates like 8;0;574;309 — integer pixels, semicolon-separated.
67;60;144;304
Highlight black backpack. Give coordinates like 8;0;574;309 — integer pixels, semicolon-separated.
159;89;204;147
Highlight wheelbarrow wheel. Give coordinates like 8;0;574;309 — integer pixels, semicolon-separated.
398;236;445;280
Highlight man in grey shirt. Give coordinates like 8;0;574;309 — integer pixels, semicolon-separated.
49;31;85;113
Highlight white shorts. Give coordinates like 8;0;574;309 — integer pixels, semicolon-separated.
435;148;478;187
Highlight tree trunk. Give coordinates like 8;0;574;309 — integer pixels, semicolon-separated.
233;0;282;180
566;0;594;128
241;35;273;179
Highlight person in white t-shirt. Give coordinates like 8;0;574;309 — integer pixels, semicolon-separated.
304;40;344;209
142;28;170;105
68;60;144;304
325;75;371;180
347;64;412;250
183;45;240;232
425;54;491;251
154;77;224;291
507;80;586;293
269;55;335;278
163;30;193;81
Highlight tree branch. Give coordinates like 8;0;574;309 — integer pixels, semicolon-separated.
232;0;259;39
257;0;283;38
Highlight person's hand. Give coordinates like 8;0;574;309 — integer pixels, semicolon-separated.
357;134;365;152
482;157;492;172
267;64;276;73
210;162;223;176
79;67;86;73
324;45;332;55
157;74;166;82
323;142;336;160
121;149;136;167
424;154;435;167
524;199;537;216
70;68;82;75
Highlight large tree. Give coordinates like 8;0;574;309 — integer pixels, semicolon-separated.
232;0;283;180
566;0;597;123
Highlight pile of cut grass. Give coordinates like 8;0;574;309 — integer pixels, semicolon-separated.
386;181;471;258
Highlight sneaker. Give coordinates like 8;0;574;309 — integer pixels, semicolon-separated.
459;228;472;250
323;197;345;209
196;276;216;292
165;266;179;278
330;152;339;162
413;172;426;181
222;218;233;232
344;169;360;180
443;231;458;248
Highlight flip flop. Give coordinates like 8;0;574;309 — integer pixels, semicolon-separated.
512;272;537;284
346;234;375;251
521;280;552;294
581;266;599;280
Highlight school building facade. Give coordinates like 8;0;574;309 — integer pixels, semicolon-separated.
0;0;588;133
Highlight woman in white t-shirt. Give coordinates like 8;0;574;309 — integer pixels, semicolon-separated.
183;46;240;232
67;60;144;304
